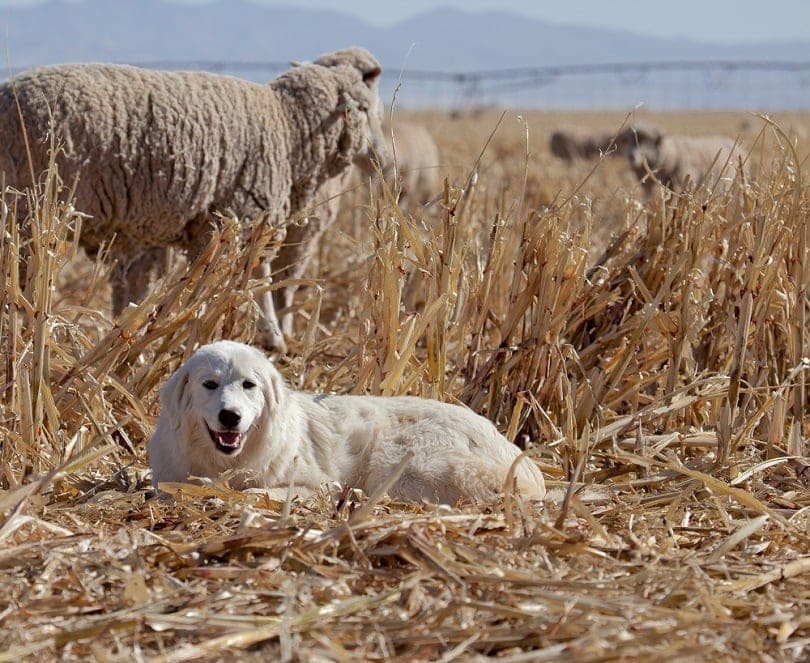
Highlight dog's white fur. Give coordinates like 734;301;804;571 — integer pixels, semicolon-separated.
148;340;546;504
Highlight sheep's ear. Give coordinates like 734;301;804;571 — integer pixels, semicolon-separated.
314;47;382;89
159;363;191;432
361;65;382;86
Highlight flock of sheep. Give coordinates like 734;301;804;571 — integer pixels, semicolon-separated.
550;124;747;193
1;46;747;354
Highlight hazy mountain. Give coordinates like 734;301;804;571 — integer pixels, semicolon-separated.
4;1;809;68
0;1;807;108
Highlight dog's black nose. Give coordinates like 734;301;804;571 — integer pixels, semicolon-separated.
218;409;241;429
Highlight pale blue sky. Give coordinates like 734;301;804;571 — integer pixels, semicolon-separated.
2;0;809;44
176;0;810;43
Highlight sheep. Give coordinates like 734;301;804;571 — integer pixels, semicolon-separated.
0;47;387;352
380;119;440;208
549;129;614;162
614;125;746;194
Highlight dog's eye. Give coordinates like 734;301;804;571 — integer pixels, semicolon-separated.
202;380;218;390
242;380;256;390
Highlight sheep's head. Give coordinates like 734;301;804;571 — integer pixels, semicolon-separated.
313;47;388;177
273;47;388;203
615;124;663;173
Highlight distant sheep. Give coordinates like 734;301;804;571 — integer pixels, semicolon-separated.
381;119;440;207
550;129;614;162
0;47;387;351
614;125;746;193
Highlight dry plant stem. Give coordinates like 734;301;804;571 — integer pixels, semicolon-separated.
1;110;809;660
717;291;754;468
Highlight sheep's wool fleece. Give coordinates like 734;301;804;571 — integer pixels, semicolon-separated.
0;56;375;254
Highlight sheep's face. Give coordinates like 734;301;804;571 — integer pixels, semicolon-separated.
351;88;387;176
615;126;662;173
332;76;387;178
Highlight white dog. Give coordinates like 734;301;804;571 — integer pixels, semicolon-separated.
148;340;546;504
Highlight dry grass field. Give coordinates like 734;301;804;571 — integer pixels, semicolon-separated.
1;106;810;661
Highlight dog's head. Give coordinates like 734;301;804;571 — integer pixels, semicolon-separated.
159;340;286;458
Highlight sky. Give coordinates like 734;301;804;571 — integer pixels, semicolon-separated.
177;0;809;44
1;0;808;45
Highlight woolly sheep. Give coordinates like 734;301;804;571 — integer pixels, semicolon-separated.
549;129;614;162
614;125;746;194
0;47;387;352
380;119;440;207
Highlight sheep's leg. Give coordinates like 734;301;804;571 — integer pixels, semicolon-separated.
272;177;347;336
181;214;287;351
254;258;287;353
110;247;168;316
271;214;327;337
271;282;297;337
271;238;303;337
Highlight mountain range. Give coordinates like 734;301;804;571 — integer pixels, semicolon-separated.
1;1;808;108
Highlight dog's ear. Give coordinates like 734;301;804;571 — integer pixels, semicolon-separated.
260;353;287;410
159;362;191;431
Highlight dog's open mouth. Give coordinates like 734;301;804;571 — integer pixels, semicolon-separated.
206;423;245;455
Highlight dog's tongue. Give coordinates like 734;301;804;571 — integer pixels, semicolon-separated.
215;431;241;448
